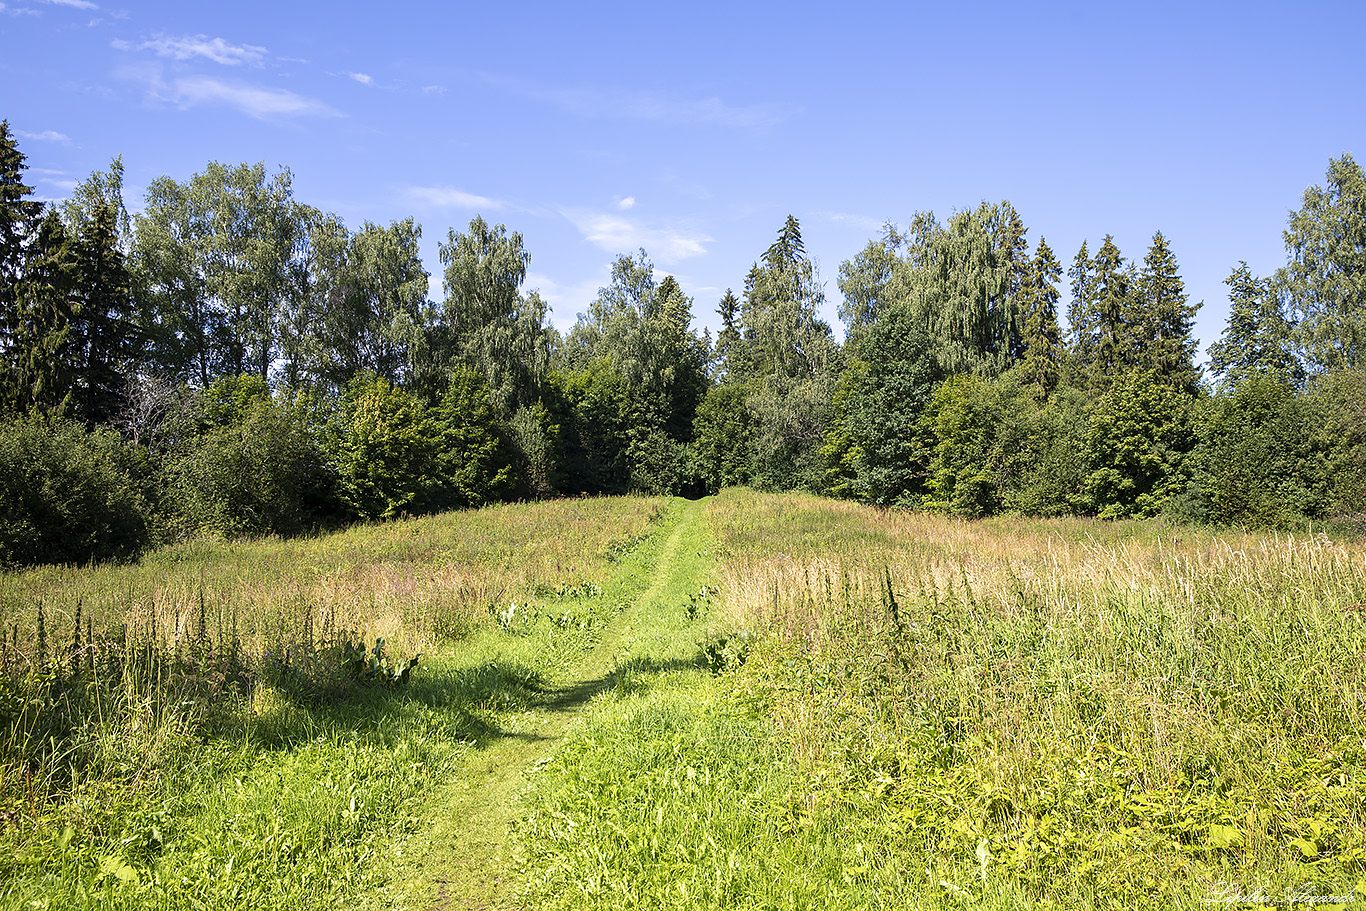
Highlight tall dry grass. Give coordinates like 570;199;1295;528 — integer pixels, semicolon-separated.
707;489;1366;906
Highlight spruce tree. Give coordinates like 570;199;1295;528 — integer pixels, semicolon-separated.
3;211;77;418
714;289;743;381
1092;235;1130;383
1208;262;1303;388
1132;231;1200;393
1067;240;1097;370
1;121;45;400
1019;237;1062;399
71;201;138;428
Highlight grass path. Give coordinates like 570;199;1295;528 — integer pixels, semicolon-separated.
386;496;716;910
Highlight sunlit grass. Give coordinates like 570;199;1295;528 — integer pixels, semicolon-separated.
701;489;1366;908
0;495;667;910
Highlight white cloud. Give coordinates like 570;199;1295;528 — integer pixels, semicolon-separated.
562;208;710;264
118;65;343;120
16;129;71;143
40;0;97;9
348;72;373;85
421;85;446;96
1;3;42;14
113;34;266;66
482;74;796;130
616;196;635;211
402;186;507;211
168;76;341;119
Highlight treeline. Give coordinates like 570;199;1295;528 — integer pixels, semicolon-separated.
1;118;1363;566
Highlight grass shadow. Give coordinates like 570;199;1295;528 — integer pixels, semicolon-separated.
537;650;712;715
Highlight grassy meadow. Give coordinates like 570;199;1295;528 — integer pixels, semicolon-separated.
3;488;1365;909
519;490;1366;910
0;495;668;909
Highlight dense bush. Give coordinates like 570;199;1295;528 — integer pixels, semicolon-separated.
161;376;335;538
0;416;154;566
1175;376;1329;527
1080;370;1196;518
1310;369;1366;523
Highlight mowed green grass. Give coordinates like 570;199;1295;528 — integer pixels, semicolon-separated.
515;489;1366;910
0;496;668;911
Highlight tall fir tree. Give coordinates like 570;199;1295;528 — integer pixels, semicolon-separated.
1092;235;1130;383
1018;237;1063;399
1;121;46;403
1132;231;1200;393
1066;239;1097;370
714;289;743;381
4;211;77;418
70;201;138;428
1208;262;1303;388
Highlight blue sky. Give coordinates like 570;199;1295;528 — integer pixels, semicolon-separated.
3;0;1364;364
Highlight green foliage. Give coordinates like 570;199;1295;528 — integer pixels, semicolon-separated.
509;401;562;498
298;215;428;391
334;373;441;520
164;375;334;539
919;374;1021;518
1;210;77;419
997;385;1091;517
1016;237;1063;400
1306;368;1366;523
332;369;513;519
342;636;420;688
884;202;1028;377
554;361;632;494
131;161;308;384
692;382;755;494
1082;370;1196;518
824;304;940;505
1209;262;1304;389
746;371;837;493
1177;376;1330;527
434;216;550;415
1131;231;1201;393
69;200;139;428
430;365;515;508
1280;153;1366;373
0;415;153;566
558;252;708;495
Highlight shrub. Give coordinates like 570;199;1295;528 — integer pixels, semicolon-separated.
162;378;334;538
0;416;153;566
1178;375;1330;527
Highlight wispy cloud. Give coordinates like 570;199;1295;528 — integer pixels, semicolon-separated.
1;4;43;15
402;185;508;211
117;64;343;120
17;129;71;144
113;34;266;66
168;76;342;119
348;72;373;86
40;0;97;9
421;85;446;96
483;74;797;130
562;208;710;263
615;196;635;211
40;177;77;193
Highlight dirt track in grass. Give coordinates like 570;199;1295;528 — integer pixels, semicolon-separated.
388;496;716;910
